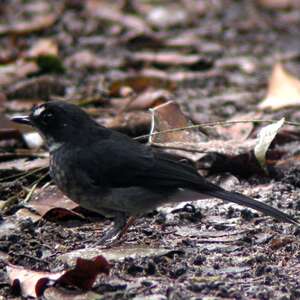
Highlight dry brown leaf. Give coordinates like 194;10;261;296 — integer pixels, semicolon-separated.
150;101;208;161
7;256;110;298
259;63;300;110
28;185;80;220
270;237;294;250
150;101;207;144
148;101;262;176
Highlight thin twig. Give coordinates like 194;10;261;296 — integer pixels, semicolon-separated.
0;166;48;183
134;119;300;141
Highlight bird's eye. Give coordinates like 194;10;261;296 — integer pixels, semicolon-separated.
43;112;53;119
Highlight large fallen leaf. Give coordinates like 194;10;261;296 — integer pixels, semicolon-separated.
149;101;208;161
7;256;110;298
254;118;285;170
27;185;81;220
146;101;262;176
259;63;300;110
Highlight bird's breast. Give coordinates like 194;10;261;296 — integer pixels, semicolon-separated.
49;152;85;204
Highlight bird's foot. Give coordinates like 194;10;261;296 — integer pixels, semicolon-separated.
91;216;136;248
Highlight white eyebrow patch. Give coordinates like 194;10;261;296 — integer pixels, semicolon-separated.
33;106;46;116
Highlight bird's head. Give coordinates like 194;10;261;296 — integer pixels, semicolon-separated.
11;101;100;150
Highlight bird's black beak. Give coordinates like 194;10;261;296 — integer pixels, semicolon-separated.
10;115;32;126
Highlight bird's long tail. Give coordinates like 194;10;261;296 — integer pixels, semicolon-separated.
205;189;299;226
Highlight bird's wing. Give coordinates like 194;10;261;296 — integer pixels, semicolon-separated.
74;131;299;225
77;131;209;189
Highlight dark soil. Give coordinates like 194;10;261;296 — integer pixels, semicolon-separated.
1;1;300;299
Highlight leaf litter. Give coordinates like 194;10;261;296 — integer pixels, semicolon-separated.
1;0;300;299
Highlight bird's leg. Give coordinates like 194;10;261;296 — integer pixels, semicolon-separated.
96;213;129;245
116;216;136;240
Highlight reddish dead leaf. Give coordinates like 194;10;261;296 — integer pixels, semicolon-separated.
151;101;207;144
56;256;111;289
150;101;208;161
7;256;110;298
270;237;294;250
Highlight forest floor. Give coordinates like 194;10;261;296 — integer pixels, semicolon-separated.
1;1;300;299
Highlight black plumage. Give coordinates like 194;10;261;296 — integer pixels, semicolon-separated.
11;101;299;242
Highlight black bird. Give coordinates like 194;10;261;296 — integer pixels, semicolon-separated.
11;101;299;242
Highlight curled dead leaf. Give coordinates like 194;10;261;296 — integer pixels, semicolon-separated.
254;118;285;171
